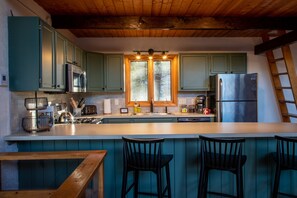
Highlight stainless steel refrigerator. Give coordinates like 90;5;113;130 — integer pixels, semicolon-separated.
209;73;258;122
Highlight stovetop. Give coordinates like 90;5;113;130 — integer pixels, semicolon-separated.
73;117;102;124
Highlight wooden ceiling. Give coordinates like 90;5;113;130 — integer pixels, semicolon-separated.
33;0;297;37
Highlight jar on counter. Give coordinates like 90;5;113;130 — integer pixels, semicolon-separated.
181;105;188;113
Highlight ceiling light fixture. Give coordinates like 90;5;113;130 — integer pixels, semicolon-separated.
136;51;141;59
162;51;167;60
133;49;169;60
148;48;154;60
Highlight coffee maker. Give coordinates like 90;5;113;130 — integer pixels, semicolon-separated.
195;95;206;113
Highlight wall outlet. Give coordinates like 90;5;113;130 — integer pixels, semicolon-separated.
0;74;8;87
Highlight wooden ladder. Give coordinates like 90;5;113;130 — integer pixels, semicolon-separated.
262;30;297;122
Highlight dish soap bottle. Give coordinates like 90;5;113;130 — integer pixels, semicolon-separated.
133;101;138;114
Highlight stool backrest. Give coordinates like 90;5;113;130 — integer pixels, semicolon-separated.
122;137;164;170
199;135;245;169
275;135;297;169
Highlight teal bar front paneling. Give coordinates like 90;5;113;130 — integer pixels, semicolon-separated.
17;138;297;198
43;141;55;188
53;140;68;187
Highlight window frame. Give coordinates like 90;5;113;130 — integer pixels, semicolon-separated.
125;54;178;107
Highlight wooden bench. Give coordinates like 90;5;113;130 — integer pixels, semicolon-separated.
0;150;107;198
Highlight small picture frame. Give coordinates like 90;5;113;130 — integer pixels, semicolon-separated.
120;108;129;114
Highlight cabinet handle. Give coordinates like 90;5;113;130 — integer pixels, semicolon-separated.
102;87;105;90
57;85;60;88
225;72;227;73
230;71;233;73
120;88;123;90
181;87;183;89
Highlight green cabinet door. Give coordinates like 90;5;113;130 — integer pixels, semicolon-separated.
66;41;75;64
41;24;55;89
180;54;209;91
86;52;104;91
55;33;66;90
103;118;133;123
66;41;83;67
209;54;229;74
229;53;247;74
104;54;124;92
86;53;124;92
209;53;247;75
133;117;177;123
8;17;60;91
75;46;83;67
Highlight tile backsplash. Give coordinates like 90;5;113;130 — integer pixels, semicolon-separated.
11;91;207;132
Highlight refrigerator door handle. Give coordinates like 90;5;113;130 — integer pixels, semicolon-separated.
218;78;222;101
218;78;223;122
217;102;222;122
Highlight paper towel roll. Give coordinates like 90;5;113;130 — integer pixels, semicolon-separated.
104;99;111;114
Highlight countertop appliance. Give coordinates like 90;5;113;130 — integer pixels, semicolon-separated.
82;105;97;115
195;95;206;113
209;73;257;122
66;64;86;92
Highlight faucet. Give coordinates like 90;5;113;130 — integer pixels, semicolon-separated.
150;98;154;113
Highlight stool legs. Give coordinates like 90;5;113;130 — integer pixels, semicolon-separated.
236;168;244;198
198;165;208;198
166;164;172;198
121;166;128;198
272;165;281;198
134;171;139;198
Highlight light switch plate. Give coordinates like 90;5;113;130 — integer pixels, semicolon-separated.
0;74;8;87
114;99;119;106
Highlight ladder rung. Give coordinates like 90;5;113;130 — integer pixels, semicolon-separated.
275;87;292;90
269;58;284;63
283;114;297;118
272;72;288;76
279;100;296;104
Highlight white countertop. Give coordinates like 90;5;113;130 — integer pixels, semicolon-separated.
4;122;297;141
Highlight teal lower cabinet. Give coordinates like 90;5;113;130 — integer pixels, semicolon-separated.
17;138;297;198
103;117;177;123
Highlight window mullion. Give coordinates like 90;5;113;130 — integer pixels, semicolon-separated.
148;60;154;102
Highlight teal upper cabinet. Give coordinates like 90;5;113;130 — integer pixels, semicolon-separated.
86;53;124;92
66;41;83;67
86;52;104;91
55;33;66;90
104;54;124;92
209;54;229;74
209;53;247;74
8;17;61;91
179;54;209;91
229;53;247;74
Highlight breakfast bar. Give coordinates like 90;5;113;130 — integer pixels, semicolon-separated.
4;122;297;198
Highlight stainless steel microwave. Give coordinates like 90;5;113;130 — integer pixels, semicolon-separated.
66;64;86;92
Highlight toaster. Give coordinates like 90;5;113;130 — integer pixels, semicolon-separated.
82;105;97;115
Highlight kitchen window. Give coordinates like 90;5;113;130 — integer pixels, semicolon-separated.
125;55;178;107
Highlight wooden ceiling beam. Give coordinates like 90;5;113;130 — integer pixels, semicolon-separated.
254;30;297;54
51;16;297;30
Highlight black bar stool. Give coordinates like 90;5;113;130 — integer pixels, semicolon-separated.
121;137;173;198
272;135;297;198
198;135;246;198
